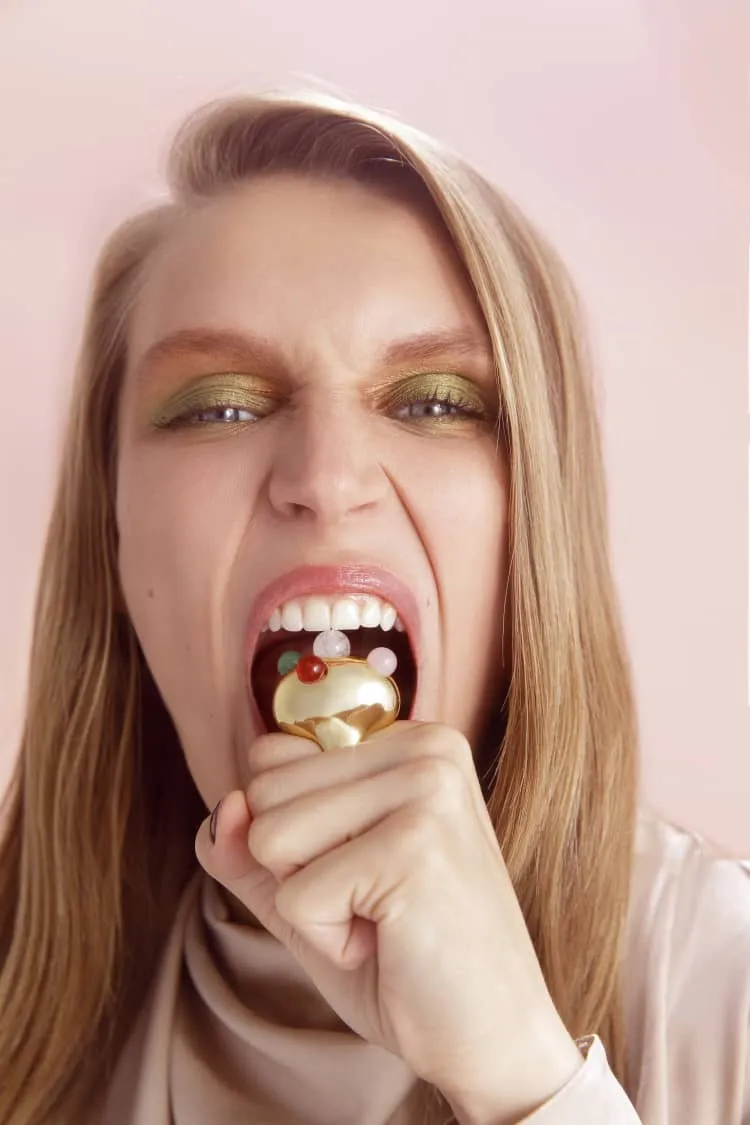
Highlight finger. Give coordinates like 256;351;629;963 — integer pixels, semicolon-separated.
384;723;494;836
247;730;322;780
246;721;485;822
197;789;368;983
195;788;293;939
273;810;421;967
247;754;459;881
195;788;254;879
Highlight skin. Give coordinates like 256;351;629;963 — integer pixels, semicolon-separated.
116;175;583;1124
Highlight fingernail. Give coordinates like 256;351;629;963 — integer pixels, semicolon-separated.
209;799;222;844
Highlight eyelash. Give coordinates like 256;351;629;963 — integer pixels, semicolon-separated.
160;385;488;430
391;387;486;422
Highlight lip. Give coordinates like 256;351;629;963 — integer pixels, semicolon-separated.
244;563;422;732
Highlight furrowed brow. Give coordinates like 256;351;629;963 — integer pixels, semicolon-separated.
132;325;493;386
132;327;289;384
380;327;493;367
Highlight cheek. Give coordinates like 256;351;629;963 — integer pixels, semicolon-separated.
117;439;249;588
414;442;510;721
115;442;249;708
444;477;508;643
115;436;263;802
419;442;509;610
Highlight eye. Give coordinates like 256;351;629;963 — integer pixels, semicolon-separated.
154;402;262;430
149;375;277;431
391;385;489;425
188;405;259;424
395;397;479;421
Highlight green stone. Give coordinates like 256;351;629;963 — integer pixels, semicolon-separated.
277;650;301;676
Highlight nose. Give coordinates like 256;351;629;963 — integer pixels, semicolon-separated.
267;392;390;525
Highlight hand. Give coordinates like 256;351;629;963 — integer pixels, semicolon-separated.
195;722;583;1124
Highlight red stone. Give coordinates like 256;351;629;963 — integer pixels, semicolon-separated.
296;654;328;684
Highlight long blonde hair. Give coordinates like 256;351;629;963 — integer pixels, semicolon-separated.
0;91;639;1123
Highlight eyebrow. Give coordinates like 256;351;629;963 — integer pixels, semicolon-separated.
132;325;493;384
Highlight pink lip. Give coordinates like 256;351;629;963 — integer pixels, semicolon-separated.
244;563;421;731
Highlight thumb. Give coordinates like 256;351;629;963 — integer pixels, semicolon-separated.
195;789;282;937
194;790;359;991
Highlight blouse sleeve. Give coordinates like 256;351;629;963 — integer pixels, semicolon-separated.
520;837;750;1124
517;1035;641;1122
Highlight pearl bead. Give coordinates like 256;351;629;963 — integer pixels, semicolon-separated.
367;647;398;677
312;629;351;659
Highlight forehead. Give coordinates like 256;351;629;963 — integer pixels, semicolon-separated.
127;175;487;369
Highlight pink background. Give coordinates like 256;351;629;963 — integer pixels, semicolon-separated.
0;1;747;853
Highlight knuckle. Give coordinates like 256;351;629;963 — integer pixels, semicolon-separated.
449;731;474;768
403;754;466;818
246;813;285;870
403;754;456;796
275;883;305;939
407;723;473;768
390;805;455;885
247;732;287;775
391;806;436;855
245;772;275;815
409;722;446;753
437;725;473;767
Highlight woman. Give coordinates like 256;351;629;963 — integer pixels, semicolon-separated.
0;90;747;1125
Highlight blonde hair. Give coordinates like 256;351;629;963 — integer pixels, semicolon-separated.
0;91;639;1123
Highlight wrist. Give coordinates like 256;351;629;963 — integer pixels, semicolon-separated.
445;1019;585;1125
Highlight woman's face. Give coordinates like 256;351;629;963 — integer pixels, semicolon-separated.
116;174;511;808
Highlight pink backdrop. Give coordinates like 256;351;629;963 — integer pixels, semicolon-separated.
0;0;747;853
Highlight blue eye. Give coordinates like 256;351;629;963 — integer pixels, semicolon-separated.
190;406;258;424
157;403;263;429
393;388;486;423
396;400;473;420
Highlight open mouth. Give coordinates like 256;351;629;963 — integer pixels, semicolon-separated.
249;593;418;733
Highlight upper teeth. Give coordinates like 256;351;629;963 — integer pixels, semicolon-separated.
262;594;404;634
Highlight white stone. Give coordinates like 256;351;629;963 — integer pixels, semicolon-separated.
367;647;398;677
313;629;351;658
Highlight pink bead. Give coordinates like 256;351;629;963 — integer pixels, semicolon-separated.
367;647;397;677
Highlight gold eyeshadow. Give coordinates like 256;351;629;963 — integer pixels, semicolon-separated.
147;368;496;434
149;372;279;430
371;372;494;426
375;371;487;409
